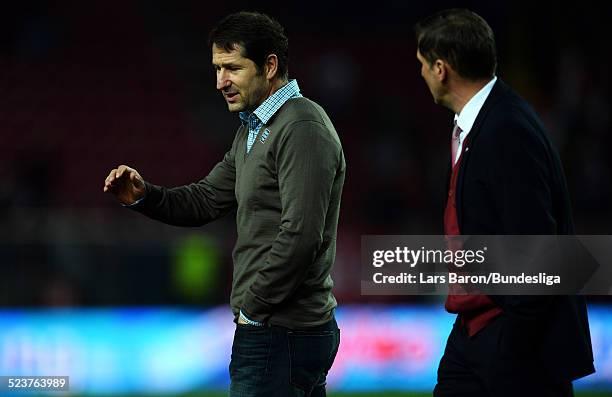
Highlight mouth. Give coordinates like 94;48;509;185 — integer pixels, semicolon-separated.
224;92;239;103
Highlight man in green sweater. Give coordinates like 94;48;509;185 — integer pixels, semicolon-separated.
103;11;344;397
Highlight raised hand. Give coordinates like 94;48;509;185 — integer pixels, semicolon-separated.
103;165;146;205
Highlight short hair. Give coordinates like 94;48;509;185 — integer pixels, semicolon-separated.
414;9;497;81
208;11;289;80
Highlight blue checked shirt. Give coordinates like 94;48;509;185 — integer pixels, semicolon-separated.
239;79;302;153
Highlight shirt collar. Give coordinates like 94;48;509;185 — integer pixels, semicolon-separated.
454;76;497;134
239;79;301;125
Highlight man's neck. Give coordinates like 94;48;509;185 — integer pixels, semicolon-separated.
266;78;288;99
247;79;289;114
448;78;491;115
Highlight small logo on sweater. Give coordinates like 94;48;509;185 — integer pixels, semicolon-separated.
260;129;270;143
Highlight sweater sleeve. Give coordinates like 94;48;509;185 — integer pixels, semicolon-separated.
130;135;238;226
241;120;341;322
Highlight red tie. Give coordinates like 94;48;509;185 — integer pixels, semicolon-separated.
451;121;462;165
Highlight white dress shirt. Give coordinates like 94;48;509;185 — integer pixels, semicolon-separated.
453;76;498;165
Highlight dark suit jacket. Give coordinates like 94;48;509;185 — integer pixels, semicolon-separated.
452;79;595;381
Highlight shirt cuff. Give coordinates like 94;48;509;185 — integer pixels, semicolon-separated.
239;309;264;326
121;194;146;208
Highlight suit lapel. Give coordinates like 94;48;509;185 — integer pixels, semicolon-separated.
454;79;510;230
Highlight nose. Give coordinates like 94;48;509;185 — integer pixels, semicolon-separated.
216;70;231;91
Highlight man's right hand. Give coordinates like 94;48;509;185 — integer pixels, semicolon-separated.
103;165;146;205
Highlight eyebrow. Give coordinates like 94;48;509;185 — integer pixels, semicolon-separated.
212;62;242;68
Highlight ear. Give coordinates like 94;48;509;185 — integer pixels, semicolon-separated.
264;54;279;81
433;59;448;83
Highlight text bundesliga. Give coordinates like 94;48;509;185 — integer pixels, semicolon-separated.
373;272;561;286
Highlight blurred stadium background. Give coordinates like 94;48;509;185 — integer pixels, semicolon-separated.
1;1;611;396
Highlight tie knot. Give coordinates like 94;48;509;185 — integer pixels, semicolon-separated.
452;122;462;140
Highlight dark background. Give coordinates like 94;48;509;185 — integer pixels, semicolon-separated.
1;1;611;306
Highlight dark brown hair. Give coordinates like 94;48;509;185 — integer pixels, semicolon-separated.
415;9;497;80
209;11;289;80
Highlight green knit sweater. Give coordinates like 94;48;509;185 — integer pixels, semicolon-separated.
134;97;346;328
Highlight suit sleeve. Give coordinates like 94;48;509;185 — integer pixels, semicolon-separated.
241;121;341;322
489;123;556;234
485;120;558;315
131;136;238;227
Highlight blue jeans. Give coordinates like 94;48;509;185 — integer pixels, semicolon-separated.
229;317;340;397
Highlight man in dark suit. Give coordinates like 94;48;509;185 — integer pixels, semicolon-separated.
415;9;594;396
